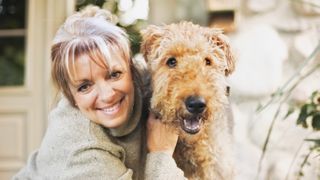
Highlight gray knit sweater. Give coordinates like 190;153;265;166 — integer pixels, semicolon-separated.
13;91;185;179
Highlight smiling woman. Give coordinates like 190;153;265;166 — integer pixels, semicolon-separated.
12;5;185;180
50;9;135;129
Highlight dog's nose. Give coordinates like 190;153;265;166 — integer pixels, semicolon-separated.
185;96;206;114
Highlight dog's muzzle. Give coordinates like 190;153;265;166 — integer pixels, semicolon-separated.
181;96;206;134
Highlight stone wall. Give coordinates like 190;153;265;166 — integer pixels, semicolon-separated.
229;0;320;179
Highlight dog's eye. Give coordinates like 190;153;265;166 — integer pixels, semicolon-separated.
205;57;212;66
166;57;177;68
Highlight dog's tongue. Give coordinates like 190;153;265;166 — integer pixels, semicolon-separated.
182;118;201;134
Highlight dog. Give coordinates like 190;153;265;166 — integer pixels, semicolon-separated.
141;21;235;180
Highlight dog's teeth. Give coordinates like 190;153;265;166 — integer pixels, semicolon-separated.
183;118;201;132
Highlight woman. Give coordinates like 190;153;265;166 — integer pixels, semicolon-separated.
13;6;185;180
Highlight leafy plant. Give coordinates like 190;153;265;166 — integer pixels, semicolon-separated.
256;40;320;179
297;91;320;130
76;0;148;55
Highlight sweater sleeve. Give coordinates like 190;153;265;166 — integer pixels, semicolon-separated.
145;152;186;180
61;145;133;180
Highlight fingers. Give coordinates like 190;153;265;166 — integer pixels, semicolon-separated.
146;112;158;130
146;112;178;156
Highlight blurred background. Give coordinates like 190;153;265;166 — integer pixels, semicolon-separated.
0;0;319;179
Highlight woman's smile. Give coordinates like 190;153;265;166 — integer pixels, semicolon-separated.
97;96;124;115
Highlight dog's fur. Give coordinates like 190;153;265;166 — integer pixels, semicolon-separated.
141;22;235;180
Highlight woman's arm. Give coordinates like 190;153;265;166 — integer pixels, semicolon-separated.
145;113;186;180
62;144;133;180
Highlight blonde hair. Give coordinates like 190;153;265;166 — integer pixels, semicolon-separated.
51;5;141;107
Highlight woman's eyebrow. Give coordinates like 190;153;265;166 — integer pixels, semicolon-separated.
110;63;127;71
70;79;91;86
74;79;90;82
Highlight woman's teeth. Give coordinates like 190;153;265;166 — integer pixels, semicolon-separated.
101;102;121;114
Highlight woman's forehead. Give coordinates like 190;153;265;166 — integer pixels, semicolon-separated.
69;55;125;84
80;47;127;65
76;53;127;71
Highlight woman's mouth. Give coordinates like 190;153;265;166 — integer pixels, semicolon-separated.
98;97;124;115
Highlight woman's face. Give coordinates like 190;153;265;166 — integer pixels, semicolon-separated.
69;53;134;129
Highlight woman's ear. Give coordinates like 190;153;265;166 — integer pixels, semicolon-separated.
206;29;235;76
140;25;164;63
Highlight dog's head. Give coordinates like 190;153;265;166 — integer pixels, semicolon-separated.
141;22;235;135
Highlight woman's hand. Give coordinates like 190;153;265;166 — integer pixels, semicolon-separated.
146;113;178;156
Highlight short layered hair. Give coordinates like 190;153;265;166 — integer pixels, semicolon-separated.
51;6;141;107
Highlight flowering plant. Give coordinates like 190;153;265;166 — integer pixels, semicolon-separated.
76;0;149;55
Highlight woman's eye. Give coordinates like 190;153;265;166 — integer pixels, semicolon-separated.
77;83;91;92
110;71;122;79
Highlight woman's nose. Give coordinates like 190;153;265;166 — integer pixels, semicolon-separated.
97;82;116;102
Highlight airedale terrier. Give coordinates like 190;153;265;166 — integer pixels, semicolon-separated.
141;22;235;180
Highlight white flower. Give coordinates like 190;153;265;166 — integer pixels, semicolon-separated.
118;0;149;26
118;0;133;11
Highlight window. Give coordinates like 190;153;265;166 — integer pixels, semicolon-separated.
0;0;27;86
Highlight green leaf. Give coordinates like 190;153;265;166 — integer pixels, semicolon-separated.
305;139;320;146
256;102;263;112
312;113;320;130
284;106;295;120
311;90;320;105
297;104;314;128
299;171;304;177
311;91;319;99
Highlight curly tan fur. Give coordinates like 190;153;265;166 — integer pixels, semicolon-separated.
141;22;235;180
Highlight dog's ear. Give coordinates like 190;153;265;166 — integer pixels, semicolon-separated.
140;25;163;62
206;29;235;76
